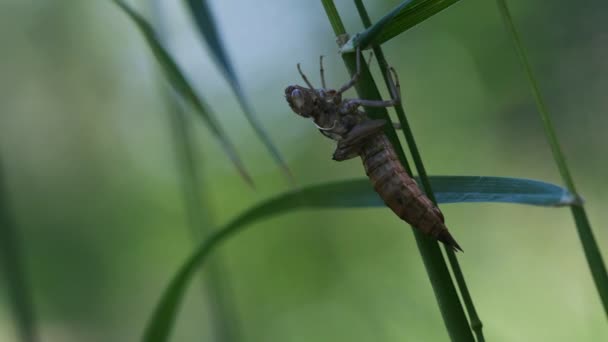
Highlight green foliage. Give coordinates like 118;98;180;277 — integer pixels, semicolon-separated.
323;1;474;340
4;1;602;342
351;3;482;338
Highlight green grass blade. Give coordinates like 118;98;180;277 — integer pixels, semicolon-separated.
322;1;473;340
352;1;482;338
0;161;38;342
141;175;574;341
184;0;292;183
112;0;253;186
341;0;461;52
496;0;608;316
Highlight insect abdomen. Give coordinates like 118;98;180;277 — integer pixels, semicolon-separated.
360;134;462;251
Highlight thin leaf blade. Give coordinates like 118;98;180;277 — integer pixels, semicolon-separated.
185;0;292;183
496;0;608;315
341;0;461;52
0;161;38;342
425;176;579;206
142;175;575;341
112;0;253;185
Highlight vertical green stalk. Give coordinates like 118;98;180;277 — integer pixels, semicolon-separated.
0;159;38;342
321;1;474;340
354;1;484;340
496;0;608;316
150;2;242;340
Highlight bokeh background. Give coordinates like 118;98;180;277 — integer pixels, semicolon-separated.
1;0;607;341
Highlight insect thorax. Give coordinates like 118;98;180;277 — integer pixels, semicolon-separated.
285;84;367;142
313;90;366;141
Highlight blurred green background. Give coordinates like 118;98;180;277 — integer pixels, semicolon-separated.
1;0;607;341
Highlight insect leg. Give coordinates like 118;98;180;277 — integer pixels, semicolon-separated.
341;119;387;145
297;63;315;90
337;47;362;94
342;66;402;109
319;56;326;89
345;98;397;108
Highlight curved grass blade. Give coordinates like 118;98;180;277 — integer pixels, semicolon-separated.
112;0;253;186
341;0;461;52
496;0;608;316
0;160;38;342
184;0;292;183
142;175;574;341
324;1;474;340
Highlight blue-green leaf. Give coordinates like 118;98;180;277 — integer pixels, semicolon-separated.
341;0;462;52
184;0;292;183
142;175;576;341
112;0;253;185
422;176;579;206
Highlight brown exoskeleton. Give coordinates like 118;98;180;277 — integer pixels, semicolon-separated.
285;52;462;251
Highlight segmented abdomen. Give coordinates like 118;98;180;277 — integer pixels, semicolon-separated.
359;134;461;251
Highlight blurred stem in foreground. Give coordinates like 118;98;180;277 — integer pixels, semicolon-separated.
0;159;38;342
150;1;241;340
320;1;474;340
353;1;484;341
163;93;241;342
496;0;608;316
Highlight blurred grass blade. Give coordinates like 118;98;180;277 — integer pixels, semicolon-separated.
0;161;38;342
341;0;461;52
496;0;608;315
143;175;574;341
150;1;243;340
112;0;253;186
184;0;292;183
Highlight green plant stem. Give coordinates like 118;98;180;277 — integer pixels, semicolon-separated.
321;1;474;340
354;1;484;340
0;160;38;342
496;0;608;316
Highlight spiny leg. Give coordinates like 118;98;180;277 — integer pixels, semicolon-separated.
337;47;362;95
297;63;315;90
319;55;326;89
344;65;401;108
